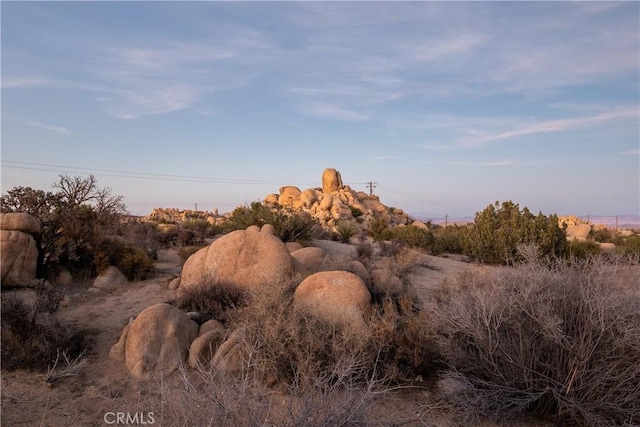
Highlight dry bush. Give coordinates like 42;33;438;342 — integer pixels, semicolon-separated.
432;256;640;426
372;247;429;282
159;364;379;427
175;282;248;323
1;284;93;372
227;281;439;390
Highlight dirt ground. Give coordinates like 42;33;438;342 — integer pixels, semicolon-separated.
1;244;546;427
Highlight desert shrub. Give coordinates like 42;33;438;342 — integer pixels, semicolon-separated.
1;175;128;281
590;227;614;243
96;237;154;280
222;202;320;242
433;258;640;425
177;245;205;261
349;206;363;218
464;201;568;264
614;234;640;257
431;224;468;255
569;239;601;259
176;283;248;323
378;240;403;258
182;218;209;235
335;221;357;243
229;279;438;390
355;241;374;263
367;214;389;241
1;282;92;372
367;297;440;382
382;225;434;252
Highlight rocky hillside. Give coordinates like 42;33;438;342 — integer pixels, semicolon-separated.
262;168;418;232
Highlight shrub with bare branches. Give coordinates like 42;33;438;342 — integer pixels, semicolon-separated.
433;256;640;425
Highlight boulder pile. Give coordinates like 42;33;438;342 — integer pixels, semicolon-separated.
111;221;408;379
263;168;413;233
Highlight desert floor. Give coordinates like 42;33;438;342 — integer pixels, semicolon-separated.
1;243;552;427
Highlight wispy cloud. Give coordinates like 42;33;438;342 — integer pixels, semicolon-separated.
298;104;369;121
443;159;514;167
620;149;640;155
457;108;639;146
8;116;71;134
2;76;53;89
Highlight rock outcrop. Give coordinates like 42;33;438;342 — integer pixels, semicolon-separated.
322;168;343;193
178;226;295;296
110;303;199;380
1;213;41;288
263;168;411;233
293;271;372;331
92;266;128;290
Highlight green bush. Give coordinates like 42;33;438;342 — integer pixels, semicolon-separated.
1;175;128;281
367;214;389;241
382;225;434;251
432;225;468;255
335;221;357;243
97;237;155;281
569;239;601;259
178;245;205;261
222;202;320;242
464;201;568;264
614;234;640;257
349;206;363;218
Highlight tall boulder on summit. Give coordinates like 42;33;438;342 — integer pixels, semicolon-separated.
1;213;41;288
179;227;295;296
322;168;343;193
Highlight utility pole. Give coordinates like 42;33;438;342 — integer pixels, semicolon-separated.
445;213;448;230
616;215;618;232
366;181;377;196
195;203;198;211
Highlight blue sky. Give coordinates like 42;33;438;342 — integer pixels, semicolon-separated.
2;1;639;218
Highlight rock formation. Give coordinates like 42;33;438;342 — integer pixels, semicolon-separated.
263;168;411;233
1;213;41;288
178;226;295;296
109;303;199;380
293;271;372;331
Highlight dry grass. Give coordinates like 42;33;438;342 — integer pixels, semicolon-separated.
431;254;640;426
44;350;88;386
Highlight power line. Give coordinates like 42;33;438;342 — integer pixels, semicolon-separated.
1;160;318;186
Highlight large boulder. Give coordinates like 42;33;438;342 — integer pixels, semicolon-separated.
0;213;42;237
109;303;199;380
322;168;343;193
293;271;371;331
179;228;295;295
1;213;41;288
1;230;39;287
291;246;328;273
188;329;227;369
566;224;592;241
278;186;302;208
92;266;128;290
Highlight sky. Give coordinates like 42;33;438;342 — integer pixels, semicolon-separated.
1;1;639;219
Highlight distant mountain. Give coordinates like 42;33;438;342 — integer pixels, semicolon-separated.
412;214;640;229
412;214;474;226
580;215;640;229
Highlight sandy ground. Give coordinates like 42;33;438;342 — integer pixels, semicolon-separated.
1;244;543;427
